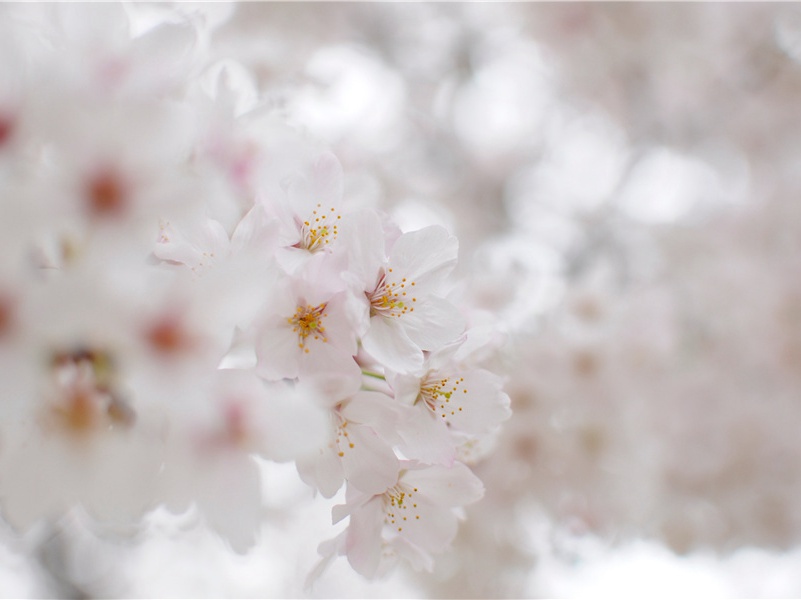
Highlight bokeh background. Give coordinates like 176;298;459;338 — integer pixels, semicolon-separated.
3;2;801;597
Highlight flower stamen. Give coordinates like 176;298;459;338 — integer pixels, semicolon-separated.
367;272;418;318
288;302;328;353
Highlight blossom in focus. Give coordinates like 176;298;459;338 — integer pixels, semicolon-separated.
344;209;465;373
330;461;485;579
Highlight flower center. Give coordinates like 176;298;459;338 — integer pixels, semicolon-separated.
0;115;13;148
298;203;341;252
86;168;127;218
333;411;355;457
49;347;135;435
418;373;466;421
288;302;328;353
383;483;421;532
367;269;417;318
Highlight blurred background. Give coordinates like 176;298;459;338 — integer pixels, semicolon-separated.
3;2;801;597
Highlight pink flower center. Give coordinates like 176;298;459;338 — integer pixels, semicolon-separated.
86;169;127;218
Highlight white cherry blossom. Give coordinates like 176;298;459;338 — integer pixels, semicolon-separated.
330;461;484;579
254;260;360;382
344;209;466;373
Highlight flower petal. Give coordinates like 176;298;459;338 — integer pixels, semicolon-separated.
340;424;399;496
403;295;465;350
345;496;384;578
362;315;423;373
388;225;458;288
402;461;484;508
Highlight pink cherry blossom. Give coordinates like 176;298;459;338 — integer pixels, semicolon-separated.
330;461;484;579
297;390;400;498
344;209;466;373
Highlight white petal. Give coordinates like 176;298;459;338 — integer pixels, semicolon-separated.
197;454;262;554
341;391;400;436
435;369;512;435
403;295;465;350
230;203;278;257
362;316;423;373
402;461;484;508
255;322;301;380
388;225;458;287
297;445;344;499
256;381;331;462
393;498;458;555
341;209;386;288
345;496;384;578
341;424;399;496
396;406;456;466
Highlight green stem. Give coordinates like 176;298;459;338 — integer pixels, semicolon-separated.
361;369;386;381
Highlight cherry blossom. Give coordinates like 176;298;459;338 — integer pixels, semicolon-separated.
252;257;360;384
297;389;400;498
330;461;484;579
388;350;512;465
344;209;466;373
0;4;516;592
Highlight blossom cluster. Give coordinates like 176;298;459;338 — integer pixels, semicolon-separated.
0;3;510;581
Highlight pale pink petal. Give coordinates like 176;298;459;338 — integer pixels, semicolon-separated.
255;321;301;380
286;151;343;214
387;225;458;287
388;537;434;573
434;369;511;435
386;372;422;405
340;391;400;437
255;381;331;462
229;203;278;257
396;405;455;466
345;496;384;578
300;336;360;381
198;453;263;553
362;316;423;373
403;295;465;350
401;461;484;508
341;209;387;289
391;498;458;555
297;445;344;499
340;424;399;496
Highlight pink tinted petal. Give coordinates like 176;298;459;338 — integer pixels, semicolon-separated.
230;204;278;256
396;406;455;466
313;292;357;354
154;218;229;269
362;316;423;373
402;461;484;508
341;424;399;496
341;209;386;288
297;446;344;499
256;383;331;462
386;372;422;405
389;537;434;573
340;391;400;434
437;370;511;435
275;246;315;274
255;323;300;380
345;496;384;578
393;498;458;555
388;225;458;287
198;454;262;553
300;337;360;381
403;295;465;350
287;151;343;214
